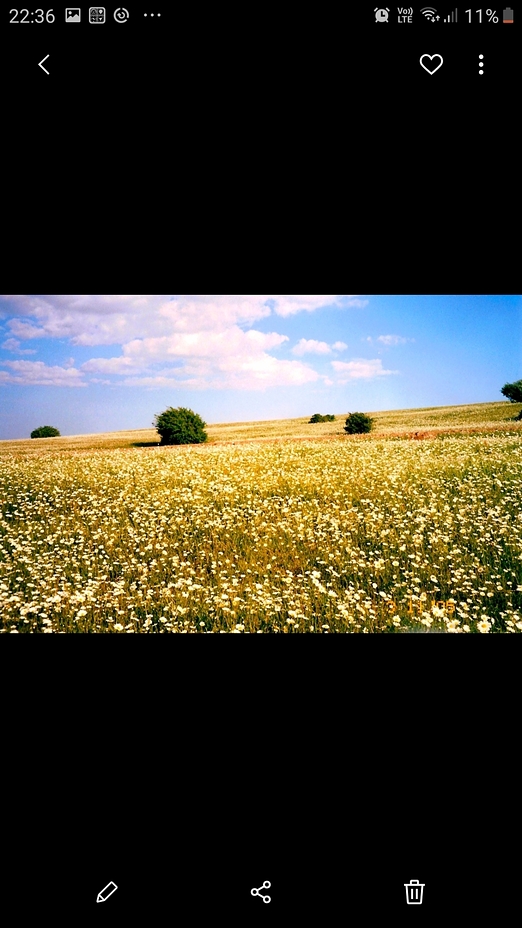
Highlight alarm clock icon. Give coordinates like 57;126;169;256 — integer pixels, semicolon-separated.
374;7;390;21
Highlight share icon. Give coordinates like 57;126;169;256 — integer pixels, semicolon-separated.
251;881;271;903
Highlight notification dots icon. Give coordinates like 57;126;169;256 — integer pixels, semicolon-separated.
479;53;484;74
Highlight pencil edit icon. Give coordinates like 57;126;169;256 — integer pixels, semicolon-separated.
97;881;118;903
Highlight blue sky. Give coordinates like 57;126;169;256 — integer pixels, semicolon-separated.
0;294;520;440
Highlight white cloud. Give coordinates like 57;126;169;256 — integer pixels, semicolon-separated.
292;338;348;356
331;358;399;383
0;360;87;387
0;295;276;346
0;294;367;342
8;320;47;340
0;295;367;393
123;357;320;392
81;356;139;374
1;337;37;355
121;328;288;361
0;295;176;346
271;295;367;317
377;334;414;346
82;325;318;391
244;329;288;350
271;296;338;317
291;339;332;356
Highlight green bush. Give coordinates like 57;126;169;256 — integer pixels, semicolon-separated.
30;426;61;438
344;412;374;435
309;413;336;423
153;407;208;445
501;379;522;403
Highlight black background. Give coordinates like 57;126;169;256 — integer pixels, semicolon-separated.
1;4;520;924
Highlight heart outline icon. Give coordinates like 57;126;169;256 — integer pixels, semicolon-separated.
420;53;443;74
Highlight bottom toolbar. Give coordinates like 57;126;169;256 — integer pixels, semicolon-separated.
0;869;510;920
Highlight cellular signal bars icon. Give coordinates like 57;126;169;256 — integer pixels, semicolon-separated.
444;7;458;20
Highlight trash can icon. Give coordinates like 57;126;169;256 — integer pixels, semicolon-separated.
404;879;425;904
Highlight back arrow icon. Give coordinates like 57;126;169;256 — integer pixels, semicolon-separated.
38;55;49;74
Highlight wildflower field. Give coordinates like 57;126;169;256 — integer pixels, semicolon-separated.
1;402;521;633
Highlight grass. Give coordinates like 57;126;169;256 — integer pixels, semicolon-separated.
1;400;521;633
2;401;520;457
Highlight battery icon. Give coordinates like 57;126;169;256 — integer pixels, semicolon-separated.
502;7;514;21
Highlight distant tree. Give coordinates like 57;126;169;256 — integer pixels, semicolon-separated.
344;412;375;435
309;413;336;423
153;407;208;445
30;425;61;438
501;379;522;403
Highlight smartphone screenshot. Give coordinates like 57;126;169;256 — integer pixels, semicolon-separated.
1;5;519;925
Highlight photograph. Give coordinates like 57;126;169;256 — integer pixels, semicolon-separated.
1;293;521;634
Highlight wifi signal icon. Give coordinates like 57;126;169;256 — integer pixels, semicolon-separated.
420;6;440;20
